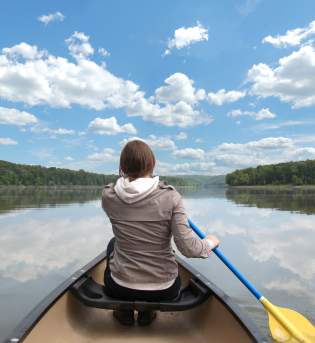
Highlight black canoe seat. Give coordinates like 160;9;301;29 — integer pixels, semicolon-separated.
71;275;211;312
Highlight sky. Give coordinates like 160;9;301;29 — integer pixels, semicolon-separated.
1;0;315;175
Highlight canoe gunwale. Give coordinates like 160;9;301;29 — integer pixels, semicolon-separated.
3;251;270;343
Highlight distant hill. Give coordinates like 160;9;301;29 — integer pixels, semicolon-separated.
171;174;226;187
226;160;315;186
0;160;226;187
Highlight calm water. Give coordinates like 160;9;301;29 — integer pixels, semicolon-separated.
0;186;314;342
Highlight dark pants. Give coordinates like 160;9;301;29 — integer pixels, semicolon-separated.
104;238;181;301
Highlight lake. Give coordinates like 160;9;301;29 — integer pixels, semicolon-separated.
0;186;314;342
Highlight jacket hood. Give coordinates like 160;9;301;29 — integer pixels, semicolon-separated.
114;176;160;204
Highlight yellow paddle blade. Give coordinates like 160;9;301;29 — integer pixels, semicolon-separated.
267;308;315;343
261;298;315;343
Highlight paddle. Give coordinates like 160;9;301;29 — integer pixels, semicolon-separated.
188;218;315;343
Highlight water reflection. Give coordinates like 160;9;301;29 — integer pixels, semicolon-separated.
0;206;111;282
184;194;315;336
0;187;102;214
0;186;314;342
226;187;315;215
178;186;226;198
0;196;113;341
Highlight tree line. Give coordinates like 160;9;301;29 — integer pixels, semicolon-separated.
0;160;207;187
226;159;315;186
0;160;117;186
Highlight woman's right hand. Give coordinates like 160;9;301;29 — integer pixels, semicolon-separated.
205;234;220;253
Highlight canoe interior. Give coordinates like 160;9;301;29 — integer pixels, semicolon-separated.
21;258;262;343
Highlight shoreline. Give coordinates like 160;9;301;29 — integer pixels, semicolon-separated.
0;184;209;190
2;184;315;190
227;185;315;191
0;185;104;189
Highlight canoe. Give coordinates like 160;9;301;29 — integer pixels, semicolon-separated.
4;251;270;343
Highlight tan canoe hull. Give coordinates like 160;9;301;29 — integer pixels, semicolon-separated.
5;252;269;343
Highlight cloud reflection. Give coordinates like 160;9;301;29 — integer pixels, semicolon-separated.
184;198;315;282
248;220;315;281
0;213;112;282
265;279;315;305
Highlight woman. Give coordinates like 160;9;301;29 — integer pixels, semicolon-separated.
102;140;219;326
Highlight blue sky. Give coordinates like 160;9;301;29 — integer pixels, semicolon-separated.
1;0;315;175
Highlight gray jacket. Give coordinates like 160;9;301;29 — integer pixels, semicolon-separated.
102;181;209;286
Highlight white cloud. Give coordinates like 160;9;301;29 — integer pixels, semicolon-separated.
228;108;276;120
218;137;294;151
207;89;246;106
32;148;54;160
155;73;205;105
88;116;137;135
237;0;261;16
98;47;110;57
154;135;315;175
142;73;211;127
0;41;139;110
157;161;215;175
38;11;65;25
30;125;75;137
294;146;315;156
262;20;315;48
127;98;212;127
87;148;117;162
214;153;266;167
165;22;208;55
121;135;176;151
146;135;176;150
53;128;75;135
227;109;242;118
66;31;94;60
254;120;309;131
291;135;315;144
64;156;74;161
2;43;46;60
209;136;315;169
247;46;315;108
173;148;205;160
0;40;211;127
0;106;38;126
0;137;17;145
175;132;187;140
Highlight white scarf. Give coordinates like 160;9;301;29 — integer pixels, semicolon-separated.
114;176;159;204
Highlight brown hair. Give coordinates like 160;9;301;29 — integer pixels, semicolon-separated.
119;140;156;179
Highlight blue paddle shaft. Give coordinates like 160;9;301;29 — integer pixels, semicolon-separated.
188;219;263;300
